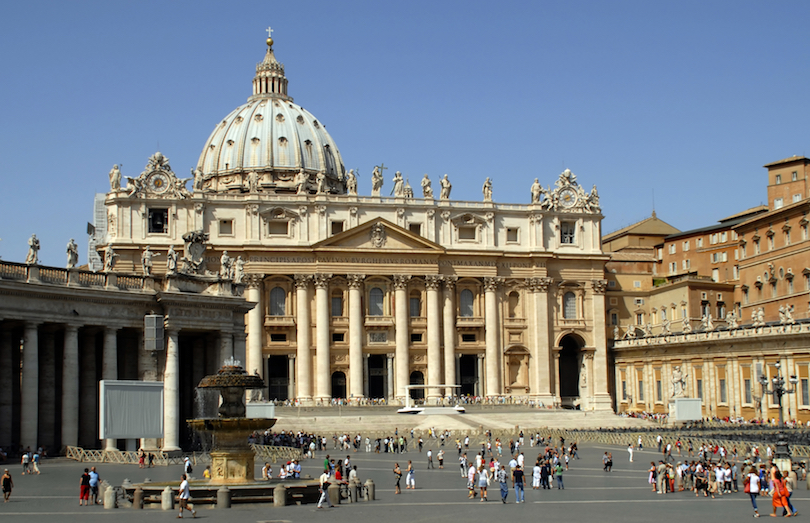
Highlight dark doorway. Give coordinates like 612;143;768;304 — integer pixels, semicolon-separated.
558;335;582;398
367;355;386;398
267;355;288;401
409;371;425;401
459;355;478;396
331;371;346;399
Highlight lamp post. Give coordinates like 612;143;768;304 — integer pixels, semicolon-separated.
758;361;799;427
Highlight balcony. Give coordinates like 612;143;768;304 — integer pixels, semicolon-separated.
456;316;485;328
364;315;395;328
264;315;296;327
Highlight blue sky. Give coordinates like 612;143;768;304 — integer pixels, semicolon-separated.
1;0;808;266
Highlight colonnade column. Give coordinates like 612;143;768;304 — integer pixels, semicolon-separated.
443;277;457;398
79;331;97;447
61;324;80;448
314;273;332;402
476;354;485;397
553;351;562;401
220;331;234;363
0;329;12;448
39;332;56;450
101;326;119;453
21;322;39;450
393;275;411;403
294;275;312;402
589;280;612;410
387;353;395;401
484;277;502;397
363;354;370;398
163;329;180;452
287;355;296;400
426;275;442;404
348;274;365;400
530;278;554;404
246;277;264;389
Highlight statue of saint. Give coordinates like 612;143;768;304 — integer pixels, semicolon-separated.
103;246;118;272
756;307;765;326
662;317;672;335
682;315;692;333
482;177;493;202
192;168;204;191
219;251;232;280
166;245;178;275
371;166;384;196
531;178;542;203
671;366;687;398
233;256;245;284
66;238;79;269
141;246;159;276
25;234;40;265
108;164;122;191
613;325;620;340
786;305;795;324
247;171;259;193
440;174;452;200
392;171;404;197
346;169;358;195
294;169;308;195
316;172;327;194
421;174;433;198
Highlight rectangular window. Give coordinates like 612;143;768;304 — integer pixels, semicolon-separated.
461;333;476;343
697;238;703;248
669;244;676;254
656;380;662;402
638;381;644;401
560;222;576;244
609;297;618;305
633;281;641;288
754;240;760;254
621;381;627;401
768;236;775;250
610;312;618;325
776;174;782;184
506;227;519;243
410;333;422;343
669;262;677;273
270;333;287;342
717;303;725;318
803;379;810;406
789;279;794;294
608;280;616;288
720;232;727;243
458;226;476;240
219;219;234;236
148;208;168;233
268;221;289;235
794;194;802;203
793;171;798;181
332;332;345;342
710;234;718;245
719;379;727;403
696;379;703;400
744;379;752;404
331;221;344;235
409;297;420;317
683;241;689;251
409;223;422;236
331;296;343;317
369;332;387;343
636;313;644;325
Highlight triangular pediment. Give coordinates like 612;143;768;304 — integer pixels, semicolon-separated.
313;218;445;254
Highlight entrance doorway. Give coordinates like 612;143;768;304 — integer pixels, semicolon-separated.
367;354;386;398
409;371;425;401
558;334;583;398
459;355;478;396
266;355;288;401
331;371;346;399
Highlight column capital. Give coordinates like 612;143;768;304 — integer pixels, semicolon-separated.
313;273;332;289
294;274;312;289
591;279;608;294
392;274;411;289
483;276;503;292
347;274;366;289
477;353;485;360
425;274;442;290
244;274;264;289
527;277;553;293
64;323;81;333
443;275;458;290
387;353;395;359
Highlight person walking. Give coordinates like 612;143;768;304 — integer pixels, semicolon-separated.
554;462;565;489
406;460;415;489
21;452;29;476
467;463;477;499
497;464;509;503
512;465;525;503
317;469;333;508
427;449;434;469
394;463;402;494
2;469;13;503
771;470;793;517
31;451;41;475
627;443;634;462
478;465;489;501
177;473;196;518
89;467;100;505
79;468;91;506
744;466;761;517
783;469;797;517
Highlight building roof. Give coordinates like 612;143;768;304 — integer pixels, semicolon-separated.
662;206;770;241
602;212;680;243
763;155;808;168
718;205;769;223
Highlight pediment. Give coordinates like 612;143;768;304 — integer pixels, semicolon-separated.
313;218;445;254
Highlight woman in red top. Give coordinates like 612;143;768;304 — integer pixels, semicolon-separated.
771;470;793;517
79;468;91;506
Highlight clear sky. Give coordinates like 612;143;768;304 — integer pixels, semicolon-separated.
1;0;808;267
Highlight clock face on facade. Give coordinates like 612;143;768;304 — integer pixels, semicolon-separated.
559;187;577;208
148;172;170;193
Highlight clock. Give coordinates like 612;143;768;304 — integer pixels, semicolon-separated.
147;172;170;194
559;187;577;208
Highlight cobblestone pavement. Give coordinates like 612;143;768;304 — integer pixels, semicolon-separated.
1;435;799;522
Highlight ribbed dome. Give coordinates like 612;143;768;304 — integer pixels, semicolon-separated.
195;36;346;194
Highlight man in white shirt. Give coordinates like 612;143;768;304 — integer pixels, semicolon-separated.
177;474;196;518
317;469;333;508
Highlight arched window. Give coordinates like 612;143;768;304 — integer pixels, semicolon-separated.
508;291;520;318
459;289;474;317
369;287;384;316
563;292;576;319
270;287;286;316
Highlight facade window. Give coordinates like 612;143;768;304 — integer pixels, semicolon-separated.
696;379;703;400
795;194;803;203
636;313;644;325
776;174;782;184
788;279;794;294
270;333;287;342
719;379;727;403
775;198;783;209
621;380;627;401
331;221;344;235
744;379;752;404
768;235;775;250
682;241;689;251
148;208;168;233
720;232;727;242
409;292;421;317
459;289;474;317
268;221;289;235
633;281;641;288
560;222;576;244
332;333;344;342
269;287;286;316
508;291;520;318
410;333;422;343
697;238;703;248
660;309;667;321
610;312;618;326
712;268;719;282
717;303;725;318
408;223;422;236
369;287;384;316
754;240;760;254
669;262;677;273
219;219;233;236
733;265;739;279
802;379;810;406
369;332;387;343
506;228;519;243
563;292;577;319
331;292;343;317
772;282;777;298
669;244;676;254
682;259;690;270
803;224;809;241
656;380;662;402
638;381;644;401
458;226;476;241
461;333;476;343
608;280;616;288
793;171;798;181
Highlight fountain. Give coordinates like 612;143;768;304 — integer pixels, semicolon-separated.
187;357;273;483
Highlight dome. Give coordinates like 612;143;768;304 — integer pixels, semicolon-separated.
195;36;346;194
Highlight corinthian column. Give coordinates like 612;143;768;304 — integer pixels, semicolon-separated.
0;329;12;449
393;274;411;403
426;275;442;403
163;328;180;451
294;274;312;402
529;277;554;404
102;327;119;451
348;274;365;399
21;322;39;451
589;279;612;411
443;277;458;397
314;274;332;401
484;277;503;397
246;275;264;389
61;324;81;448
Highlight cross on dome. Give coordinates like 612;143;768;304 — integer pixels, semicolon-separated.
266;26;273;38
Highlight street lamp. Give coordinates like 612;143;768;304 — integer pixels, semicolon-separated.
758;361;799;426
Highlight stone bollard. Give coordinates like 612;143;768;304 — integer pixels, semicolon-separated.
327;482;340;506
349;479;359;503
133;486;143;509
364;479;375;500
103;486;116;509
217;486;231;509
161;486;174;510
273;483;287;507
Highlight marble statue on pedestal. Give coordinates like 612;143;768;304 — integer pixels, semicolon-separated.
682;316;692;333
371;166;384;196
726;311;738;329
220;251;233;280
108;165;122;191
440;174;452;200
25;234;40;265
482;177;493;202
233;256;245;285
316;172;327;194
294;169;308;195
66;238;79;269
421;174;433;198
671;366;687;398
392;171;404;197
531;178;543;203
166;245;178;275
346;169;358;195
103;246;118;272
141;246;159;276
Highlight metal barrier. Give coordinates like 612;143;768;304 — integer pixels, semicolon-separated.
65;444;304;465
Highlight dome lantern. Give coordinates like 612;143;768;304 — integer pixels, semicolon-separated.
251;27;291;101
